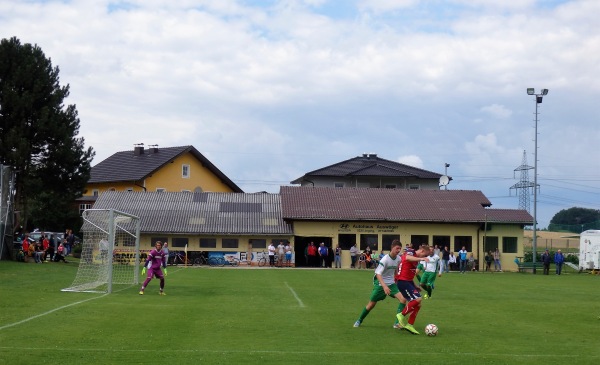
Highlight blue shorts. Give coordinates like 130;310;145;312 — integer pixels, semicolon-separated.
396;280;421;302
285;253;292;260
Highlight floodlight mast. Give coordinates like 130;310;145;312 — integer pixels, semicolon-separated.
527;88;549;274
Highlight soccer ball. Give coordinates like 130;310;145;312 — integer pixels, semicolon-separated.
424;323;438;336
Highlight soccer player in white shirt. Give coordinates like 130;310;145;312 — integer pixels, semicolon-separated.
418;252;441;299
353;240;404;328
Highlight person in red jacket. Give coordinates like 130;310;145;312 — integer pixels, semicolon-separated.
307;242;318;267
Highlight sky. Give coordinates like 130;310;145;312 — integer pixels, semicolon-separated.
2;0;599;229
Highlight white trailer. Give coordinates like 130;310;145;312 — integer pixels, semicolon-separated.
579;230;600;270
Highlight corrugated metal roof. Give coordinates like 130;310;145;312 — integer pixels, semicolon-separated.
280;186;533;224
92;191;292;235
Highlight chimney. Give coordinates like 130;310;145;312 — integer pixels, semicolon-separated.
134;143;144;156
148;144;159;154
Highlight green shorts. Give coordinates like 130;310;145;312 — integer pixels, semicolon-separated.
369;280;400;302
420;271;437;286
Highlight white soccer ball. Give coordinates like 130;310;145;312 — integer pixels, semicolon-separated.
424;323;438;336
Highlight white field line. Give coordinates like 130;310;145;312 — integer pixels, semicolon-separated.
0;266;189;332
0;347;590;358
0;294;107;331
284;281;305;308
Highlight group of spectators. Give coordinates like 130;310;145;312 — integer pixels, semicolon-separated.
15;229;76;263
267;241;293;267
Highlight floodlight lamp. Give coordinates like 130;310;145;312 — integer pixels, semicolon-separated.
527;88;535;95
542;89;549;95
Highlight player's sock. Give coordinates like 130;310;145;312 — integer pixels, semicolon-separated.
401;300;418;316
408;304;421;325
358;307;370;322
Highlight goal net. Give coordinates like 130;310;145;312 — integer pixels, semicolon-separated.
62;209;141;293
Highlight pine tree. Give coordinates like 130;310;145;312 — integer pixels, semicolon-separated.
0;36;94;231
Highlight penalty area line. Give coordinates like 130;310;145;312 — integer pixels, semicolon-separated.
0;294;108;332
284;282;305;307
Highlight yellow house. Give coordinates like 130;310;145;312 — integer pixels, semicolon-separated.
78;145;242;215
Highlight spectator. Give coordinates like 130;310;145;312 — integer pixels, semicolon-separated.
284;242;292;267
162;242;169;265
307;242;318;267
468;253;476;271
334;244;342;268
493;248;502;272
33;241;44;263
318;242;328;268
277;241;285;267
42;235;50;262
22;235;30;254
449;251;457;271
441;246;450;273
45;234;56;262
54;243;68;263
458;246;468;273
554;249;565;275
484;251;493;272
65;229;75;256
268;242;276;267
541;249;551;275
350;244;358;268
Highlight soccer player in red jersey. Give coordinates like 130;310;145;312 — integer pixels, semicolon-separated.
394;244;431;334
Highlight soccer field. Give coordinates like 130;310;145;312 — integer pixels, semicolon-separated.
1;260;599;365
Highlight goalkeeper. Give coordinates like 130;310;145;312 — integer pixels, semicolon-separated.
139;241;168;295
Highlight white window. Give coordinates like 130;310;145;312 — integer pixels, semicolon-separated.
79;203;92;215
182;164;190;178
409;184;420;190
92;189;99;197
334;182;345;188
156;188;166;192
385;184;397;189
181;189;191;193
126;187;133;192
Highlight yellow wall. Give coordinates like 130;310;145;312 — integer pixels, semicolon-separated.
292;220;524;271
84;152;235;196
145;153;233;193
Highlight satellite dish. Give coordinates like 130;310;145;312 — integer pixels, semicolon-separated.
439;175;450;187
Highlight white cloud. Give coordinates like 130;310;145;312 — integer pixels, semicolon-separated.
480;104;512;119
398;155;423;169
2;0;599;228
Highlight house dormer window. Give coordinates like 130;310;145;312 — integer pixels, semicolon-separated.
182;164;190;178
334;182;345;188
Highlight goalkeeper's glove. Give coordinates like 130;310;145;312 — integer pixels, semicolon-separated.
163;268;168;276
141;267;146;275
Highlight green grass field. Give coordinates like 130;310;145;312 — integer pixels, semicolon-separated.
1;260;599;365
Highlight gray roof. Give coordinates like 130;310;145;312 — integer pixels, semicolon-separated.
280;186;533;224
89;145;243;192
291;153;445;183
92;191;292;235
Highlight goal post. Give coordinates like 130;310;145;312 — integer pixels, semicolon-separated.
62;209;141;294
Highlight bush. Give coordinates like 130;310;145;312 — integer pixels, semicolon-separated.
523;250;578;265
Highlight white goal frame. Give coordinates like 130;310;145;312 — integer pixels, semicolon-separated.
62;209;141;293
